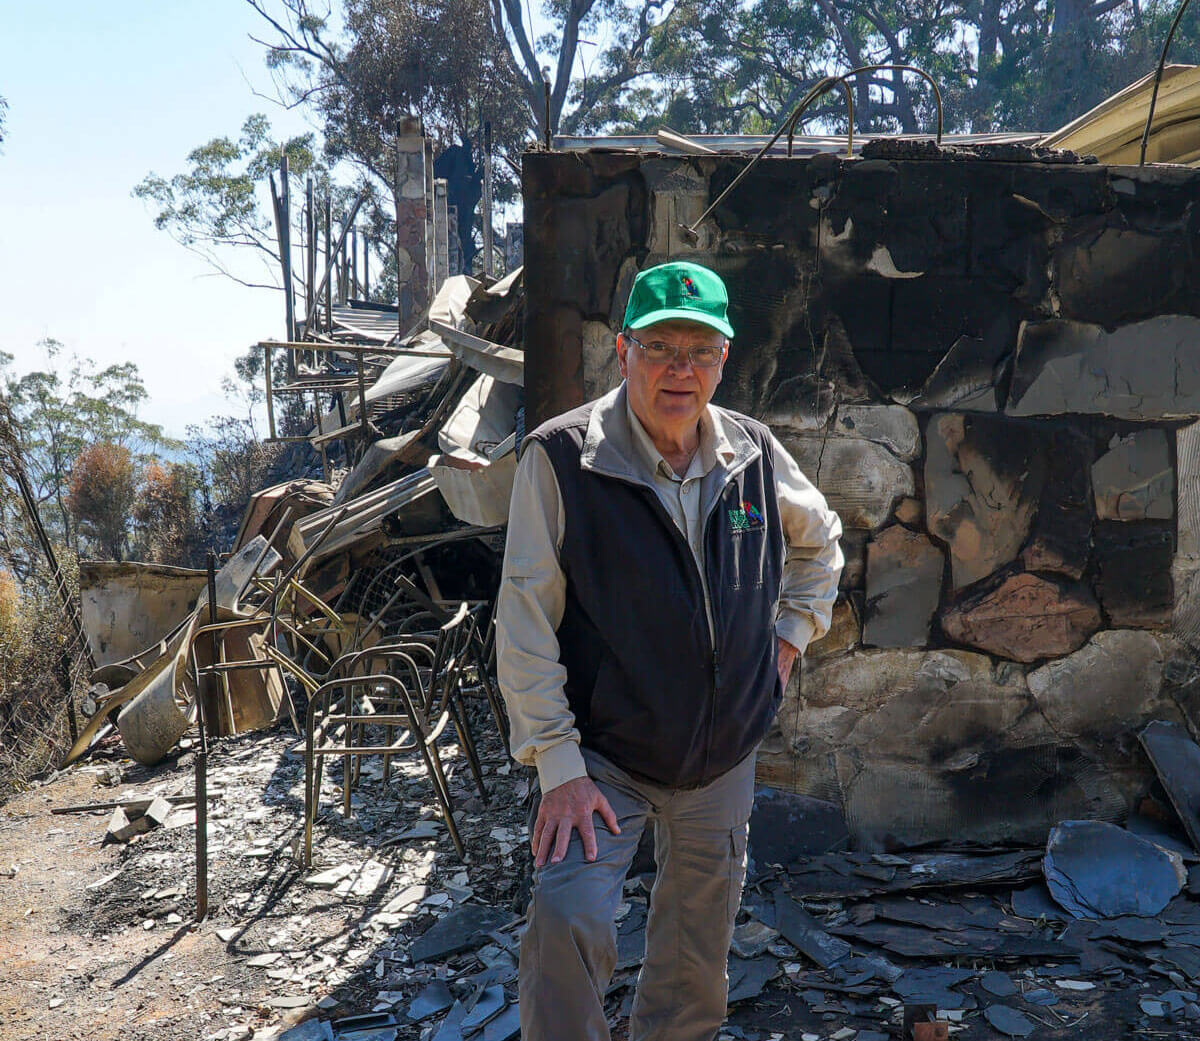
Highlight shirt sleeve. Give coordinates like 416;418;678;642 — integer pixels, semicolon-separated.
769;432;844;653
495;441;589;793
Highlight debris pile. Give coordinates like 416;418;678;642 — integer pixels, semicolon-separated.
71;270;525;776
20;710;1200;1039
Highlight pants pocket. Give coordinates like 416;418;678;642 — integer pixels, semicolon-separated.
726;823;750;926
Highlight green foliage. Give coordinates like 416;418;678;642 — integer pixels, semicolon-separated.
0;563;80;801
1;341;177;560
134;114;328;289
583;0;1200;138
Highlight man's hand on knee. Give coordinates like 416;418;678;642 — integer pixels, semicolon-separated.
532;776;621;867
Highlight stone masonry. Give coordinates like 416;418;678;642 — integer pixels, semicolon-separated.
522;146;1200;848
393;117;429;322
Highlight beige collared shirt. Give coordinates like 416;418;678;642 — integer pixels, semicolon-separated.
497;385;844;793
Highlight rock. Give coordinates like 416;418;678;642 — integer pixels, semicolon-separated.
1093;431;1173;520
833;405;920;461
143;796;172;829
1044;819;1184;919
863;526;944;648
808;598;860;660
482;1002;521;1040
105;806;154;844
748;788;849;870
781;435;915;530
839;531;868;591
893;497;922;526
766;648;1125;848
925;413;1045;588
940;573;1101;662
900;332;1004;412
1008;315;1200;420
1094;522;1174;628
1027;631;1166;743
1020;425;1094;580
581;320;619;400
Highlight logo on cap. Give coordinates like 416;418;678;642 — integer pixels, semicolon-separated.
681;274;700;298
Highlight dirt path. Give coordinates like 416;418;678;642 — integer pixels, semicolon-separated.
0;715;528;1041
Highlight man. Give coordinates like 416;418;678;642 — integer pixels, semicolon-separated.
497;260;843;1041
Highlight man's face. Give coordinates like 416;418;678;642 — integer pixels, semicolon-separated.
616;320;728;432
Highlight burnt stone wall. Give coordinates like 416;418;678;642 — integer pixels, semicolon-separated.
522;149;1200;850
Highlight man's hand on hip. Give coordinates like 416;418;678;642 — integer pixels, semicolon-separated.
532;775;621;868
777;637;799;691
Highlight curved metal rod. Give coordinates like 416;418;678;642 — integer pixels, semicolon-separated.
679;75;854;241
786;77;856;157
838;63;944;145
1141;0;1195;166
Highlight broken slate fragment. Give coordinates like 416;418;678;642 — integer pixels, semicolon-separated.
278;1021;334;1041
304;864;355;889
1011;884;1070;922
730;919;779;959
984;1005;1036;1037
407;981;454;1022
408;904;516;963
980;971;1017;997
333;859;394;899
891;967;975;1010
616;918;647;970
430;1001;468;1041
459;986;505;1032
1141;997;1167;1018
1139;721;1200;855
1044;820;1184;920
774;891;851;969
482;1002;520;1041
726;955;780;1003
747;788;849;871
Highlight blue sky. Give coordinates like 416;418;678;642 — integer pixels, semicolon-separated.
0;1;314;439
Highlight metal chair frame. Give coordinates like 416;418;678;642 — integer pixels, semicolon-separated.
303;603;486;866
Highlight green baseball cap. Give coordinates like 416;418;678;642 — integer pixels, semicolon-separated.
622;261;735;339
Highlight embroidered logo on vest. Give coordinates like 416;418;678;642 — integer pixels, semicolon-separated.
727;500;764;533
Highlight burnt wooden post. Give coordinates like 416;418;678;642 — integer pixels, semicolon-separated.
305;176;316;324
482;122;494;277
324;195;333;334
196;551;218;922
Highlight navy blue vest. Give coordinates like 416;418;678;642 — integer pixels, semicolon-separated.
528;402;785;789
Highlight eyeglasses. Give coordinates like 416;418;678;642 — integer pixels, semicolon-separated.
624;332;725;368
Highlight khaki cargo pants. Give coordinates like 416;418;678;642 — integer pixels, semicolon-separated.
519;747;756;1041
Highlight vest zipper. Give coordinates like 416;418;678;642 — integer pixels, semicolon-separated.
599;472;734;786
